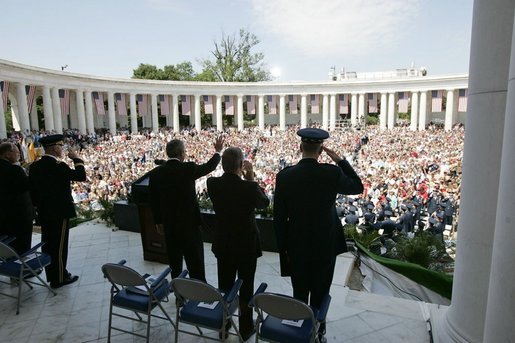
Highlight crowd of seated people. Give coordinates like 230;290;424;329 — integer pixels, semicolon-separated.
2;123;463;236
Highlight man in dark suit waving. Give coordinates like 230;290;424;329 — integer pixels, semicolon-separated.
207;147;270;341
149;136;223;281
29;135;86;288
273;128;363;341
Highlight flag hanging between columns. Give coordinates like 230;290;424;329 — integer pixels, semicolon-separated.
59;89;70;116
137;94;148;116
397;92;409;113
115;93;127;116
224;95;234;115
93;91;106;115
267;95;277;114
181;95;191;116
204;95;213;114
159;94;170;116
288;95;298;114
246;96;255;115
25;85;36;114
310;94;320;114
368;93;377;113
458;89;468;112
1;81;11;109
431;90;443;112
339;94;348;114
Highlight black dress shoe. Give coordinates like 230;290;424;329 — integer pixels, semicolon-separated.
240;328;256;342
51;275;79;288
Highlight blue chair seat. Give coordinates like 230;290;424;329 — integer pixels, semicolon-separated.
113;279;170;312
0;254;51;277
260;315;315;343
180;295;239;329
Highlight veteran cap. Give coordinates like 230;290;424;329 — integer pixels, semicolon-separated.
297;128;329;143
39;134;64;147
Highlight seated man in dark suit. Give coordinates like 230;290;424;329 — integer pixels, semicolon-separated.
207;147;270;341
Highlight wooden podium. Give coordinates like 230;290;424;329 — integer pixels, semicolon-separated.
131;173;168;264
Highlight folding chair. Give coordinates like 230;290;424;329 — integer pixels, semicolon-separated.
251;284;331;343
101;261;178;343
0;240;56;314
170;271;243;342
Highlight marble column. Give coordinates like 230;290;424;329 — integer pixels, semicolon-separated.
300;94;307;128
387;92;395;129
237;95;244;131
76;90;86;134
432;0;514;341
258;95;265;130
193;95;200;131
30;93;39;131
42;86;54;132
85;91;94;134
129;93;138;134
379;93;387;130
107;91;116;135
329;94;336;131
15;83;30;132
483;12;515;341
172;95;179;132
216;95;223;131
0;89;6;138
279;95;286;130
150;93;158;133
322;94;329;130
410;91;419;131
350;93;358;126
445;89;457;131
358;93;365;126
418;91;428;131
51;87;63;133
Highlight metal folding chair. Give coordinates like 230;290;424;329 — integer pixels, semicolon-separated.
251;283;331;343
171;271;244;342
0;239;56;314
101;261;178;342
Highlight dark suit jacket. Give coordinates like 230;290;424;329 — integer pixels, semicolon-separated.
207;173;270;259
29;155;86;220
273;158;363;263
0;159;34;235
149;154;220;239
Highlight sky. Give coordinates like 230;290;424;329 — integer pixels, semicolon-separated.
2;0;473;82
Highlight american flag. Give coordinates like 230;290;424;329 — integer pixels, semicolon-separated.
458;89;468;112
25;85;36;114
93;91;106;115
431;90;443;112
59;89;70;116
159;94;170;116
1;81;10;109
204;95;213;114
267;95;277;114
288;95;298;114
137;94;148;116
368;93;378;113
339;94;348;114
397;92;409;113
181;95;191;116
115;93;127;116
224;95;234;115
246;95;255;115
310;94;320;114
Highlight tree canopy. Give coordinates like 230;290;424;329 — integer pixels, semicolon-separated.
132;29;270;82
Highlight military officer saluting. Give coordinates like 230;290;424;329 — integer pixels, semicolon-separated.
29;134;86;288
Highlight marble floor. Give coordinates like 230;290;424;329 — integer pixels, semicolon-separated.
0;220;443;342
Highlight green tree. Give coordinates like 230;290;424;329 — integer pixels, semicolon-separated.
132;63;166;80
199;29;271;82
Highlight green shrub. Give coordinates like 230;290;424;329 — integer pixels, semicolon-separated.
393;232;445;268
98;199;115;227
